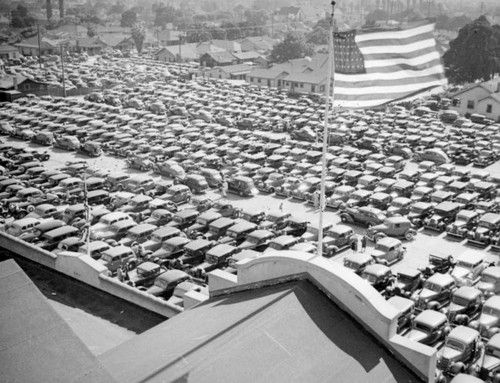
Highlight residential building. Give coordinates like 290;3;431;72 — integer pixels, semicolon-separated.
198;40;242;53
450;77;500;121
232;51;268;66
156;29;181;46
247;65;290;88
284;70;328;94
97;34;134;52
0;44;21;60
155;44;198;63
199;51;236;67
0;75;50;95
68;37;107;55
239;36;274;53
16;36;59;56
205;64;254;80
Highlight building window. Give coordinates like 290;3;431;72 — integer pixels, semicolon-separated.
467;100;474;109
311;85;315;93
486;104;493;113
258;78;261;83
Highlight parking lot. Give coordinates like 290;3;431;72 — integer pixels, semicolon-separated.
3;55;500;381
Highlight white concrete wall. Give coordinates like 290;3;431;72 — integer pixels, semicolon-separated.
210;251;437;382
0;232;56;269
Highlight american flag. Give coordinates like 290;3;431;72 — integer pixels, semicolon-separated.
331;23;447;109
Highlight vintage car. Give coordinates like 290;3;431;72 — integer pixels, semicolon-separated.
326;185;356;210
116;194;153;213
119;223;158;247
339;206;386;228
126;155;155;172
238;229;275;252
276;217;309;237
467;213;500;247
218;221;257;246
386;197;412;217
390;180;415;199
470;333;500;381
343;253;374;274
441;287;483;326
407;202;434;228
124;175;155;194
477;267;500;299
338;189;371;210
125;262;167;288
405;310;451;346
227;175;258;197
31;131;54;146
370;237;406;266
37;225;81;251
368;192;392;211
470;296;500;339
172;238;215;269
321;225;357;257
451;251;489;287
373;178;397;194
413;148;450;165
474;181;496;200
410;186;433;202
436;326;483;379
446;210;480;239
161;184;192;205
166;209;199;231
275;176;301;197
365;216;417;242
181;174;209;194
153;160;186;179
258;211;291;231
189;244;239;280
185;210;222;239
356;175;380;191
473;149;497;168
423;201;461;232
149;236;192;261
255;172;285;194
98;245;138;274
78;141;102;157
385;267;423;298
454;192;480;210
202;217;236;241
264;235;301;252
144;270;190;299
388;296;415;334
419;252;456;278
360;264;394;292
139;226;184;253
300;222;334;243
411;272;457;311
53;135;81;151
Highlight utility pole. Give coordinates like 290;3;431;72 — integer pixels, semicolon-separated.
60;44;66;98
37;24;42;69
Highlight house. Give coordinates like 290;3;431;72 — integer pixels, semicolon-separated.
478;93;500;122
283;70;328;95
198;40;241;54
450;78;500;121
205;64;254;80
156;29;181;46
68;37;107;55
247;66;290;88
16;36;59;56
195;43;226;57
232;51;267;66
274;6;304;22
199;51;236;67
239;36;274;53
0;75;50;96
155;44;198;63
0;44;21;60
97;34;134;52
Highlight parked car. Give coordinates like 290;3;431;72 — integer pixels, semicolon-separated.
144;269;190;299
388;296;415;334
436;326;483;378
467;213;500;247
451;251;489;287
53;135;80;151
405;310;451;346
477;267;500;299
423;201;461;231
469;333;500;381
441;287;483;326
419;252;456;279
446;210;480;239
365;216;417;242
370;237;406;266
411;272;457;311
321;225;357;257
339;206;386;227
343;253;375;274
125;262;167;288
470;296;500;339
78;141;102;157
385;267;423;298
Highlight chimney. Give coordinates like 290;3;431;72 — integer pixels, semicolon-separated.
59;0;64;19
13;76;18;90
46;0;52;20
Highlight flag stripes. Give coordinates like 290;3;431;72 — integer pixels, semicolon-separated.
332;23;447;109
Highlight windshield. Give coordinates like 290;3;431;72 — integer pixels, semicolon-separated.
268;242;282;250
435;208;450;216
374;243;390;252
480;275;497;284
410;206;424;214
479;221;493;229
398;274;414;284
486;345;500;358
227;230;238;238
246;236;260;244
413;322;431;333
456;213;471;221
101;254;112;262
161;243;176;251
151;234;163;242
482;306;500;317
362;273;377;283
424;281;441;292
173;216;183;223
344;260;360;270
451;295;470;306
456;260;474;270
196;218;208;226
154;279;167;289
446;339;465;352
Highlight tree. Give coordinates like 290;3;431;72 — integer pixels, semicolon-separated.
87;24;96;37
306;17;330;45
109;2;124;15
131;22;146;54
221;21;243;40
154;4;179;27
121;10;137;27
443;16;500;84
11;5;35;28
186;23;212;43
271;32;315;63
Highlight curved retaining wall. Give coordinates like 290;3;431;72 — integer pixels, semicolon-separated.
210;251;436;382
0;231;183;318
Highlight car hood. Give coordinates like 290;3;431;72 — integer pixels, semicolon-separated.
477;281;495;293
438;347;462;362
238;240;255;250
482;355;500;371
418;288;437;301
370;250;385;259
406;329;427;342
450;220;467;228
475;227;490;235
448;302;466;314
451;267;469;280
479;314;498;328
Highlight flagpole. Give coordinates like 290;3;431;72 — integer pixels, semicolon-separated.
316;1;336;258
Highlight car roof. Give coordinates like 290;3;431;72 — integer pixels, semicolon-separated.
426;272;455;285
453;286;482;300
482;266;500;279
414;310;447;326
387;296;414;312
363;263;391;275
484;295;500;309
456;250;484;264
447;325;479;345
